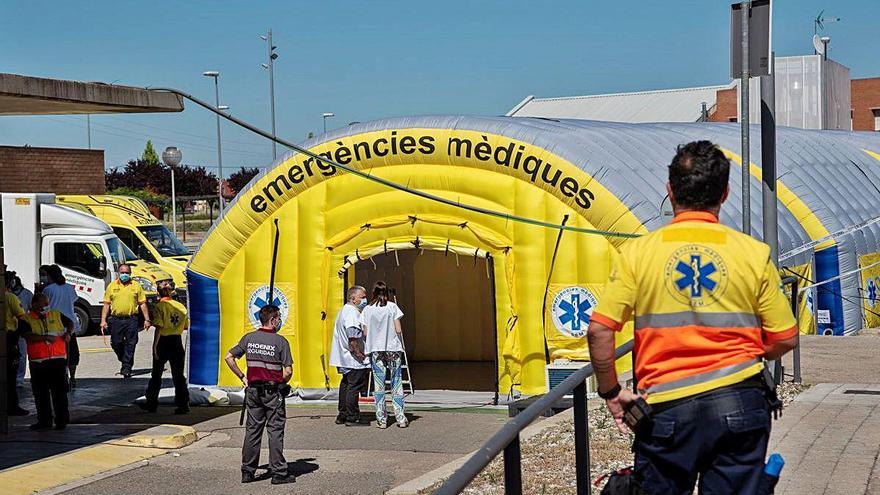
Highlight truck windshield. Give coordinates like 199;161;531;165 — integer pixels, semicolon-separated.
137;225;190;256
106;237;137;265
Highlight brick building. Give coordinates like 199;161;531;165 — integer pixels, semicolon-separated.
852;78;880;131
0;145;105;194
710;73;880;132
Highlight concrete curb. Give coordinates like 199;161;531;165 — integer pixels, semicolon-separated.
119;424;198;449
0;424;198;495
387;409;575;495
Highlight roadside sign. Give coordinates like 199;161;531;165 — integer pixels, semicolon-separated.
730;0;772;78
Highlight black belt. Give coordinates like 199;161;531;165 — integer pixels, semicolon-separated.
648;374;764;414
249;382;282;393
111;314;138;319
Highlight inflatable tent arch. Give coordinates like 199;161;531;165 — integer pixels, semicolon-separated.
187;120;647;394
187;116;880;394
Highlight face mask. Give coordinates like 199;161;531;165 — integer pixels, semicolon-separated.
39;275;48;285
40;305;50;315
273;318;283;331
119;273;131;283
356;299;368;311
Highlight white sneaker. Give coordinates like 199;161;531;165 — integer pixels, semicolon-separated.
377;420;388;429
396;418;409;428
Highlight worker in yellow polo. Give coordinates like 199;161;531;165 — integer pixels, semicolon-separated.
100;263;150;378
143;280;190;414
4;271;28;416
587;141;798;494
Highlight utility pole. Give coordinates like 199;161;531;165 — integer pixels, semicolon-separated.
740;1;751;235
260;29;279;161
761;53;777;265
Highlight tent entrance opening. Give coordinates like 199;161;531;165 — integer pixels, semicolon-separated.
353;249;497;392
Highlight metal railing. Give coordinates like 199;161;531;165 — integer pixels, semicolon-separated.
438;277;802;495
436;340;634;495
779;275;802;384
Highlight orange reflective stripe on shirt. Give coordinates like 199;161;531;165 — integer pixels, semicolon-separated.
593;210;797;404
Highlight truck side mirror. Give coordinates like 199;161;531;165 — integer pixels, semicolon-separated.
98;256;107;278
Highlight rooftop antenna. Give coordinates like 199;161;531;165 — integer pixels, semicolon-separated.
813;10;840;53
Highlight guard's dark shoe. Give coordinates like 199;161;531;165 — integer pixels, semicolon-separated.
9;407;29;416
335;415;346;425
29;422;52;431
241;472;256;484
138;403;157;413
271;474;296;485
122;372;132;379
345;419;369;427
174;407;190;415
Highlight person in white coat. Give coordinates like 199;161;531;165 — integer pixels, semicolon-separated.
362;281;408;428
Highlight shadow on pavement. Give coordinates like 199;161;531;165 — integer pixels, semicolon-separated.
256;458;320;478
0;376;238;470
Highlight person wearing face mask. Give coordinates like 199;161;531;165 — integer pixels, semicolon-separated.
100;263;150;378
362;281;408;428
3;270;29;416
329;285;371;427
142;280;190;414
224;304;295;485
40;265;81;389
7;271;33;388
19;293;73;430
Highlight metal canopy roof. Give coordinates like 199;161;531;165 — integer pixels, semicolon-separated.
507;84;732;123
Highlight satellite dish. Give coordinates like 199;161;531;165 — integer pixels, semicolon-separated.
812;34;825;55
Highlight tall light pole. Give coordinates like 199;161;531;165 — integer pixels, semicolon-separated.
203;71;225;216
322;112;334;134
162;146;182;237
260;29;279;161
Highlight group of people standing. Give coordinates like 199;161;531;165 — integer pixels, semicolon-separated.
222;279;409;485
331;281;408;429
4;265;80;430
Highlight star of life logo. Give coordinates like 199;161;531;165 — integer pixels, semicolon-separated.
550;286;598;338
247;285;290;329
866;276;880;309
664;245;728;307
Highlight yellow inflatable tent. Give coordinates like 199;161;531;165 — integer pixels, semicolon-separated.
186;116;880;394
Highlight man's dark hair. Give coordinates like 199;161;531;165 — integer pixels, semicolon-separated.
668;140;730;209
259;304;280;325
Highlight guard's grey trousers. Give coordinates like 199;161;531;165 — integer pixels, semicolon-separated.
242;386;287;476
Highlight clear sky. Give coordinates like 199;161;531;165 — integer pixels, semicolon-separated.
1;1;877;176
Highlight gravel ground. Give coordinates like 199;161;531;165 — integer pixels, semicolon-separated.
436;382;809;495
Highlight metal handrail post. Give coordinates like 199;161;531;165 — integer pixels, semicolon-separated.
503;436;522;495
791;277;802;383
573;381;591;495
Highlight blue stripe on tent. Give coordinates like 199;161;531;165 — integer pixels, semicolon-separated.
815;246;845;336
187;269;220;385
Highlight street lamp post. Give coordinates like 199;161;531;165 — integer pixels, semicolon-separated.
322;112;334;134
203;71;225;216
162;146;182;237
260;29;279;161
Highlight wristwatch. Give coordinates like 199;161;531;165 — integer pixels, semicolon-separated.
598;383;622;400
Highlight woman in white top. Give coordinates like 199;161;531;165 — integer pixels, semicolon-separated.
362;281;408;428
40;265;81;389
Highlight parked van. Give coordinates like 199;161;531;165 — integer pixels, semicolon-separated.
57;195;190;290
2;193;175;335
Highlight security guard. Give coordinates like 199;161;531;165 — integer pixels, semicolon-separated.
588;141;798;494
143;280;189;414
20;293;73;430
100;263;150;378
4;272;28;416
224;304;295;485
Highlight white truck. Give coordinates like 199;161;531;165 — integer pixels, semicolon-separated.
1;193;173;335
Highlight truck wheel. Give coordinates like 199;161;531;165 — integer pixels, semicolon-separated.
74;305;91;336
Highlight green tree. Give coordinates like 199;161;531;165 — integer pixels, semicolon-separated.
142;140;160;165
